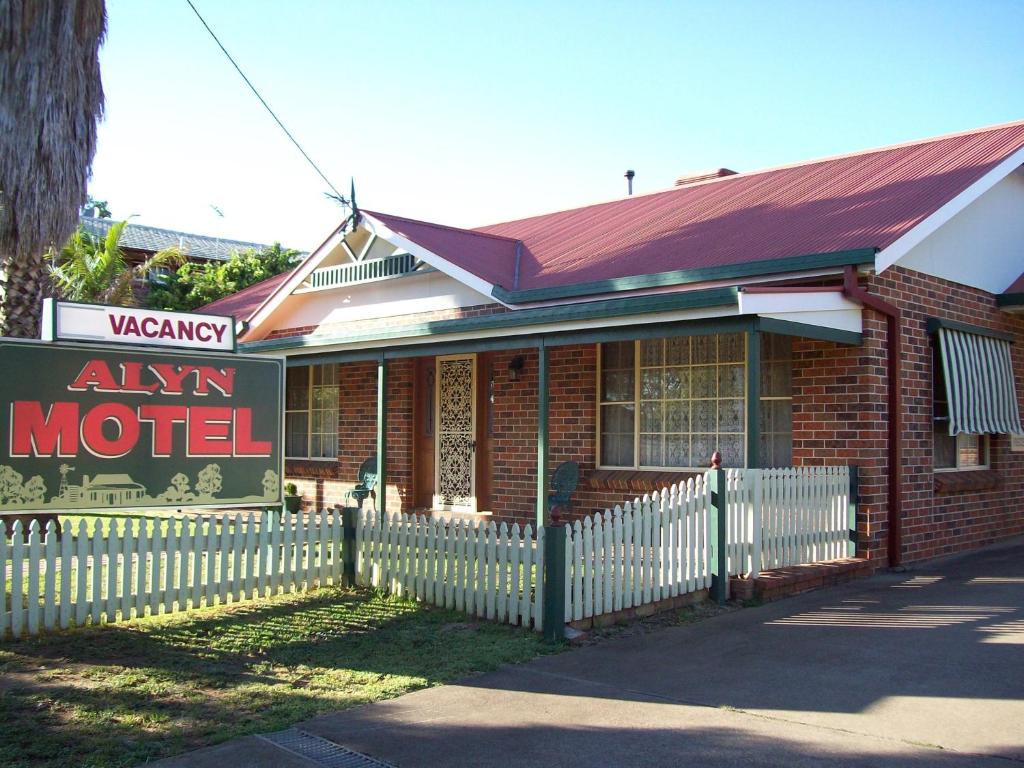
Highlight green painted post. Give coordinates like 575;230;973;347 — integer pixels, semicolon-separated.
708;452;729;604
377;354;387;518
847;465;859;558
746;330;761;469
543;523;566;642
342;505;358;586
536;341;549;530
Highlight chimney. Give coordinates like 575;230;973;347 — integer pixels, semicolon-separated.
675;168;737;187
624;169;635;195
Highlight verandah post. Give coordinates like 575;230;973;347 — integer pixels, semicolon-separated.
536;340;549;530
708;451;729;604
377;353;387;518
342;504;358;587
746;329;761;470
537;338;566;641
847;465;859;558
543;522;566;642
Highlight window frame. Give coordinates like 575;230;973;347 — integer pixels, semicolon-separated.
596;335;750;472
931;341;991;472
284;364;339;461
933;432;990;472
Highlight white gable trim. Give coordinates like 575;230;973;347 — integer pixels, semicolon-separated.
876;144;1024;273
245;223;349;334
360;212;511;308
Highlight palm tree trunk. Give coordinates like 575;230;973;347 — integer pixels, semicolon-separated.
1;249;51;338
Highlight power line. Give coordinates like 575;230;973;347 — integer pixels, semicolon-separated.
184;0;348;205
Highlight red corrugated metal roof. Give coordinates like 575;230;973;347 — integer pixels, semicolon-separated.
197;268;295;322
207;121;1024;321
363;211;518;287
364;122;1024;297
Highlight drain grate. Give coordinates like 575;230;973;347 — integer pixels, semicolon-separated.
259;728;395;768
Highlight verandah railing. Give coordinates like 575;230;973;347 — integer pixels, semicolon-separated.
2;509;341;640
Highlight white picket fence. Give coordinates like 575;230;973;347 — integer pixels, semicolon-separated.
564;466;853;621
3;466;853;640
564;475;712;623
2;509;342;640
356;510;545;632
723;466;853;578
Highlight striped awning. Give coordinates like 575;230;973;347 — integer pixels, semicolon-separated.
937;327;1022;435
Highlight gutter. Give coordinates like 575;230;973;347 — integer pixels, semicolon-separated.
492;248;876;304
842;265;903;567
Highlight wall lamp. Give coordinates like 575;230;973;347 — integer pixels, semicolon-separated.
507;355;525;382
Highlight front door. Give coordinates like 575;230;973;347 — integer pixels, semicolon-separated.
434;354;477;512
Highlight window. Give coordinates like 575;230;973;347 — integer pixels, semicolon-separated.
759;334;794;467
933;345;989;470
600;333;740;469
285;364;339;459
599;333;794;470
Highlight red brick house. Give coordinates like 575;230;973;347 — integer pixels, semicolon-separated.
203;121;1024;569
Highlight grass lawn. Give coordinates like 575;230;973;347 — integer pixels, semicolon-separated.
0;586;559;768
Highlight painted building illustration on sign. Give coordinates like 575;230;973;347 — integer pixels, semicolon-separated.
0;341;283;512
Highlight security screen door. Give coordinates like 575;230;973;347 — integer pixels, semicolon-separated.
434;354;477;512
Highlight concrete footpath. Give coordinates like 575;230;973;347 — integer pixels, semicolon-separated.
156;539;1024;767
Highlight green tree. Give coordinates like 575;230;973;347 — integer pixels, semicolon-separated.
48;219;184;306
147;242;298;311
0;1;106;337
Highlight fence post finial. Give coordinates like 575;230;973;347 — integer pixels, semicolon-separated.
710;450;723;469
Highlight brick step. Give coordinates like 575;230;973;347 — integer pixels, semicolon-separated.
731;557;874;602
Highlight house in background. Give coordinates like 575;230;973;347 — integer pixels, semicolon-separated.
78;213;281;295
204;120;1024;569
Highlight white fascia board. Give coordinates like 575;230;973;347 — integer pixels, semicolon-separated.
360;212;510;308
738;290;860;315
759;309;862;335
246;223;349;334
738;290;863;335
876;144;1024;273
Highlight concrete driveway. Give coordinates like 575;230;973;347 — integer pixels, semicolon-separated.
157;538;1024;767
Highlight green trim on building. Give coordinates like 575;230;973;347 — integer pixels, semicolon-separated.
996;293;1024;310
536;341;549;530
376;354;387;517
754;317;862;346
925;317;1015;343
490;248;877;304
282;316;762;368
244;286;741;355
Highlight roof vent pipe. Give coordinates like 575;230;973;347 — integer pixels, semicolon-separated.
624;169;635;195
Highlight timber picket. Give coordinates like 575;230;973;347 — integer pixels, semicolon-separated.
2;509;343;640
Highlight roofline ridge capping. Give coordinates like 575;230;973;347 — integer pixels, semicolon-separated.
363;209;522;244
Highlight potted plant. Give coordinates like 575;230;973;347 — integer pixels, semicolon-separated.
283;482;302;513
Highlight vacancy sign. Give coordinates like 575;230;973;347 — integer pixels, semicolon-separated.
42;299;235;352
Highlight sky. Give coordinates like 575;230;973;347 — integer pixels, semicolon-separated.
90;0;1024;252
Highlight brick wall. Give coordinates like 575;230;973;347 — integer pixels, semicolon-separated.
870;266;1024;563
283;265;1024;566
794;266;1024;565
284;359;413;514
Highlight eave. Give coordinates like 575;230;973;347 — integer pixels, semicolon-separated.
490;248;877;304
